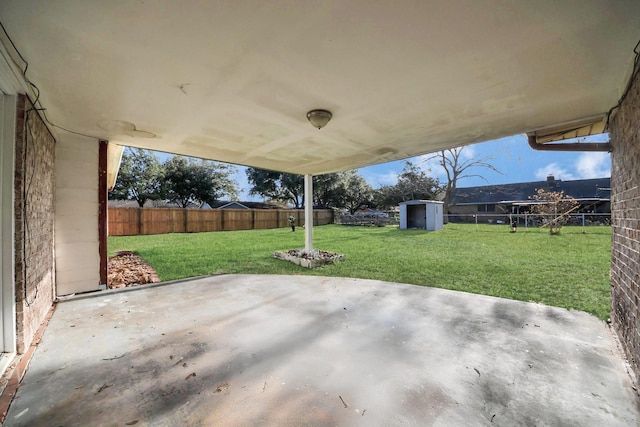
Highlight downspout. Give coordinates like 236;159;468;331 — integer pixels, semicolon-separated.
527;135;611;152
98;140;108;287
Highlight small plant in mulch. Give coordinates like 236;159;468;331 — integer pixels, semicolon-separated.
273;249;345;269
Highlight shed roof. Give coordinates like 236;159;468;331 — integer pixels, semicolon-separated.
399;200;444;206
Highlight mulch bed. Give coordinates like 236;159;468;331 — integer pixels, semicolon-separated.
107;251;160;289
273;249;345;269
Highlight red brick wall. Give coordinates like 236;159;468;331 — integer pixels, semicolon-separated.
610;68;640;378
14;95;56;354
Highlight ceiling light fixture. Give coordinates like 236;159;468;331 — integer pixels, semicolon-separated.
306;109;332;129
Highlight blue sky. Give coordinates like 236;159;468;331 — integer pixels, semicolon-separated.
155;133;611;201
358;133;611;187
229;133;611;201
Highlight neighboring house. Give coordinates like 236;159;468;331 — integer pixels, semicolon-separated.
209;201;290;210
449;175;610;223
108;200;201;209
108;200;290;210
214;201;249;209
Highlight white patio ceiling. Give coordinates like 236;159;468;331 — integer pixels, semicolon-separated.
1;1;638;175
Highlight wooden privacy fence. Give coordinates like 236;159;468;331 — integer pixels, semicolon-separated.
108;207;334;236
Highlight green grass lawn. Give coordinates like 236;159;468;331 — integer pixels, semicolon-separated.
109;223;612;320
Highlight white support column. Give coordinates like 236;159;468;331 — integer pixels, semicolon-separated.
304;174;313;252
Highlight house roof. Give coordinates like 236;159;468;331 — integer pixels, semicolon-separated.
215;202;250;210
1;3;638;175
108;200;204;209
108;199;290;210
452;177;611;205
210;200;290;210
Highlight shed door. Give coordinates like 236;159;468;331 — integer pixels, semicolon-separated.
426;204;436;230
407;204;426;229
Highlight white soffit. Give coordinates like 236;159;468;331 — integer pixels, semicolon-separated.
0;1;638;175
528;115;608;144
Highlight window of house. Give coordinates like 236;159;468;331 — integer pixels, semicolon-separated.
477;204;496;212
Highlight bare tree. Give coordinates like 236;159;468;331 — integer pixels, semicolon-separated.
422;147;502;221
528;189;579;234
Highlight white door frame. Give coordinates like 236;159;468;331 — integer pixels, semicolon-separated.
1;31;30;357
0;93;17;354
1;32;32;361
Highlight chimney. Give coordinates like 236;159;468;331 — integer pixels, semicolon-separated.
546;174;555;182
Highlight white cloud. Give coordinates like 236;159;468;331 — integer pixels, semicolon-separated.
535;163;575;181
362;170;399;187
574;152;610;179
415;154;446;179
459;145;476;160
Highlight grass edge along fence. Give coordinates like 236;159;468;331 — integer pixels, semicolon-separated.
109;207;334;236
447;213;611;227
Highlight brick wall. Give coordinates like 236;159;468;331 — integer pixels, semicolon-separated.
610;68;640;378
14;95;56;354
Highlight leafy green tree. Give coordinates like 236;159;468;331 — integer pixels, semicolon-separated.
163;156;238;208
110;148;163;207
373;161;442;208
246;168;372;211
246;168;305;208
312;171;373;211
313;173;343;208
338;170;373;214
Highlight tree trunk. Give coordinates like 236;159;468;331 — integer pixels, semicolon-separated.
443;193;451;224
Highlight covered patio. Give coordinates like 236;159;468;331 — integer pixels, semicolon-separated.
5;275;638;426
2;2;640;424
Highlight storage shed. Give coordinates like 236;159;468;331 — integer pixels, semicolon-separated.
399;200;444;231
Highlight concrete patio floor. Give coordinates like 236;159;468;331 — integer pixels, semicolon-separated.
4;274;639;426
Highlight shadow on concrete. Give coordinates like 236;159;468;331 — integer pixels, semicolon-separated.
5;274;639;426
